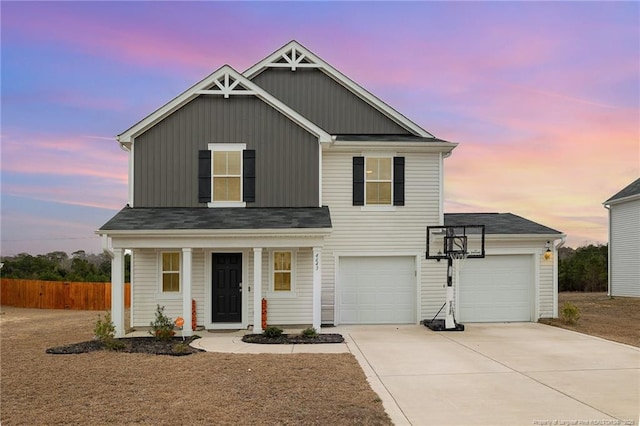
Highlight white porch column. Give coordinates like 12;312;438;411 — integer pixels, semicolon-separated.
253;248;263;334
312;247;322;330
182;248;193;337
111;248;125;338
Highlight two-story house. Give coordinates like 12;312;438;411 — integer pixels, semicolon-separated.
98;41;564;337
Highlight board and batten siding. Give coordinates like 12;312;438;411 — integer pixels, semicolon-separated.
133;95;319;208
131;249;206;327
610;199;640;297
321;150;442;323
252;68;412;135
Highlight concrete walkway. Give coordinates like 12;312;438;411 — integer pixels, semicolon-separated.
191;324;640;426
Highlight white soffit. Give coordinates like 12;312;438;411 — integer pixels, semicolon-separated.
243;40;435;139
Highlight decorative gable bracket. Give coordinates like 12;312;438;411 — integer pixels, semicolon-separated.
266;46;320;71
196;72;255;98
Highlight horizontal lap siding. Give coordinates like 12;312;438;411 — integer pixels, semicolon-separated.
261;248;313;325
610;200;640;297
322;150;441;324
132;249;206;327
192;251;205;327
134;95;319;208
421;262;448;321
247;253;254;326
132;249;158;327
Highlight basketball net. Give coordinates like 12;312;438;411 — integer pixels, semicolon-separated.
450;252;469;274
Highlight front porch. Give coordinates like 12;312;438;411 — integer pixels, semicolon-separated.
109;245;325;338
99;206;332;338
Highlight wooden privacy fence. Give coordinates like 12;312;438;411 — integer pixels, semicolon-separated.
0;278;131;310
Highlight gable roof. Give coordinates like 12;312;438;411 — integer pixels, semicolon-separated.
243;40;434;139
604;177;640;205
444;213;562;235
99;206;332;232
117;65;332;145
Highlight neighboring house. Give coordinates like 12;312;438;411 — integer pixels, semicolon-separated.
604;178;640;297
98;40;564;337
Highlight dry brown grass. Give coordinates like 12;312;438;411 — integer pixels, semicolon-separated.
539;292;640;347
0;307;391;425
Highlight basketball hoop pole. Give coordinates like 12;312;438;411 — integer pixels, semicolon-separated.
445;256;456;330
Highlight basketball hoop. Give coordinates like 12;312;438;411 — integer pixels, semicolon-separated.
449;251;469;272
424;224;485;332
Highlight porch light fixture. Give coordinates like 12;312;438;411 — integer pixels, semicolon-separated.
544;241;552;260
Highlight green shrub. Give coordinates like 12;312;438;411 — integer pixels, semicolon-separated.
172;343;189;353
301;327;318;338
560;302;581;325
93;312;124;350
149;305;175;340
263;326;283;338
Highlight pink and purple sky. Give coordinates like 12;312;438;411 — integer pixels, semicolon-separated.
1;1;638;255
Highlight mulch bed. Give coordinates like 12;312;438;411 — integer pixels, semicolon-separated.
46;336;203;356
241;333;344;344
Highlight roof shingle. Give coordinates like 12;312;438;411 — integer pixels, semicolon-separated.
99;206;332;231
444;213;562;235
605;177;640;203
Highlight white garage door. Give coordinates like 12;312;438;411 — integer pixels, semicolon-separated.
458;255;533;322
339;256;415;324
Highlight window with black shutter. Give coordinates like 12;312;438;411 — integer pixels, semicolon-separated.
353;155;405;206
200;144;254;206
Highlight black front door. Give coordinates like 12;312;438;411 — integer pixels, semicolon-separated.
212;253;242;323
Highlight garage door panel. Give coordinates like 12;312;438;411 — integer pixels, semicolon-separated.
459;255;533;322
339;256;415;324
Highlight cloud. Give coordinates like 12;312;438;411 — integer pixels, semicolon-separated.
2;2;259;77
0;202;112;256
1;132;127;182
1;131;128;210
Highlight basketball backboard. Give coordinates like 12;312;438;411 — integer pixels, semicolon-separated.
426;225;485;260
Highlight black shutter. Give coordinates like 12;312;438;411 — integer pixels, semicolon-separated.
198;150;211;203
393;156;405;206
243;150;256;203
353;156;365;206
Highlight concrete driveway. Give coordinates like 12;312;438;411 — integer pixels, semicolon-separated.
338;323;639;426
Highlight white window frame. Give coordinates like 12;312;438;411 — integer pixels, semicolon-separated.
268;249;297;297
364;155;393;207
208;143;246;208
157;251;182;299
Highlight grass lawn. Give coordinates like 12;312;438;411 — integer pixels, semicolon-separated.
0;307;391;425
539;292;640;347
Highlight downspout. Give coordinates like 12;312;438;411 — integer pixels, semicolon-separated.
116;139;133;207
440;149;454;226
553;236;567;318
604;203;611;296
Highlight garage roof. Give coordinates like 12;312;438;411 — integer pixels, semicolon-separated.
444;213;562;235
604;177;640;204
